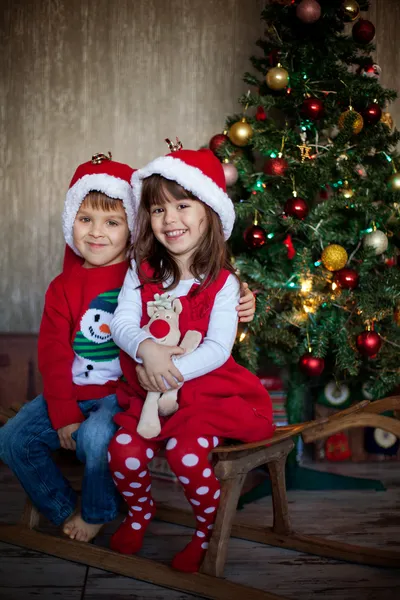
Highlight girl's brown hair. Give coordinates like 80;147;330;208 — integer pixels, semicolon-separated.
129;175;239;293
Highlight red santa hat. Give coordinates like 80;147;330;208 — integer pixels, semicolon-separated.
62;153;135;255
131;144;235;239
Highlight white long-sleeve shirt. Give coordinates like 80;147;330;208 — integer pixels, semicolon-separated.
110;261;240;381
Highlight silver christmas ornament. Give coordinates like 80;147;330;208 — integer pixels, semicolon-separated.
363;230;388;255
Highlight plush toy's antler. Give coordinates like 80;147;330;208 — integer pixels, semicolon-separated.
147;292;175;311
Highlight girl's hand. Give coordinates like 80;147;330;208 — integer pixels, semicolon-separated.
136;364;159;392
57;423;80;451
236;282;256;322
138;339;185;392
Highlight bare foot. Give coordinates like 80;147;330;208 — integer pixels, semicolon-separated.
63;512;103;542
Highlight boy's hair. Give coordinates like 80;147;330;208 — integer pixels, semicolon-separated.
129;175;239;293
80;191;124;213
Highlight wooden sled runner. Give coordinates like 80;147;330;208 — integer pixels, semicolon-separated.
0;396;399;599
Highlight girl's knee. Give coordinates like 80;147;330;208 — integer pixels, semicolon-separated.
165;435;214;472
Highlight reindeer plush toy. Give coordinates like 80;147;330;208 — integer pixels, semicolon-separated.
137;292;202;439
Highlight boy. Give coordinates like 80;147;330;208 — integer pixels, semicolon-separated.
0;154;138;541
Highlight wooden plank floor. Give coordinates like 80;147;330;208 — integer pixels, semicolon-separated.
0;460;399;599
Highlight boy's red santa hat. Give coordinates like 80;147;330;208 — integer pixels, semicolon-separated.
131;143;235;239
62;153;135;255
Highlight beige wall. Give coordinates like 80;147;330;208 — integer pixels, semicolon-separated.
1;0;399;331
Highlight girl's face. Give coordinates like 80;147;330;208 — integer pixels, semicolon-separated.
150;186;208;269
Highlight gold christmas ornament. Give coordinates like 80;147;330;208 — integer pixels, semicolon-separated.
363;230;388;255
228;118;253;147
338;107;364;135
266;64;289;90
387;171;400;191
342;0;360;21
381;111;394;131
321;244;348;271
339;180;354;199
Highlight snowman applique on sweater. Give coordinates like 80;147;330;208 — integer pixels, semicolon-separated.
72;289;122;384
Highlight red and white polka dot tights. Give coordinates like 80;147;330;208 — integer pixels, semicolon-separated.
108;429;221;572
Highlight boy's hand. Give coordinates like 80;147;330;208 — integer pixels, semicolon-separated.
137;339;185;392
57;423;80;451
236;282;256;322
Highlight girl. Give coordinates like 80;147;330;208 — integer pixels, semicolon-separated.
108;146;275;572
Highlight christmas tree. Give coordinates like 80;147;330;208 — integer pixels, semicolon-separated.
211;0;400;426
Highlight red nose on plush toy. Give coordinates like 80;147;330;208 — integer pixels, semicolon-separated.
149;319;170;339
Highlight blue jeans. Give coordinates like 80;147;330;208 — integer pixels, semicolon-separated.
0;394;122;526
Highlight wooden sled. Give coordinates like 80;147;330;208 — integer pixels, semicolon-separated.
0;396;400;600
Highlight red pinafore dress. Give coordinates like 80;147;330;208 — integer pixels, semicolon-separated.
115;265;275;443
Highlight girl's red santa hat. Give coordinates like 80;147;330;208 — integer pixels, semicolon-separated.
62;152;135;255
131;140;235;239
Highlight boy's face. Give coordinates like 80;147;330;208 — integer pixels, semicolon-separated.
73;200;129;269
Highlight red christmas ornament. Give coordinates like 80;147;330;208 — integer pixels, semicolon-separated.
243;224;267;249
333;268;359;290
352;19;375;44
209;133;228;154
284;195;309;219
299;353;325;377
283;233;296;259
296;0;321;23
356;330;382;357
256;106;267;121
385;257;396;267
325;433;352;461
264;157;288;177
363;102;382;125
302;97;324;120
267;48;280;66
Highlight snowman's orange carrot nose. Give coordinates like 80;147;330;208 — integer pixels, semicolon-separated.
100;324;111;334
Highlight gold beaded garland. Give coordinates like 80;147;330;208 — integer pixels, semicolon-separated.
321;244;348;271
